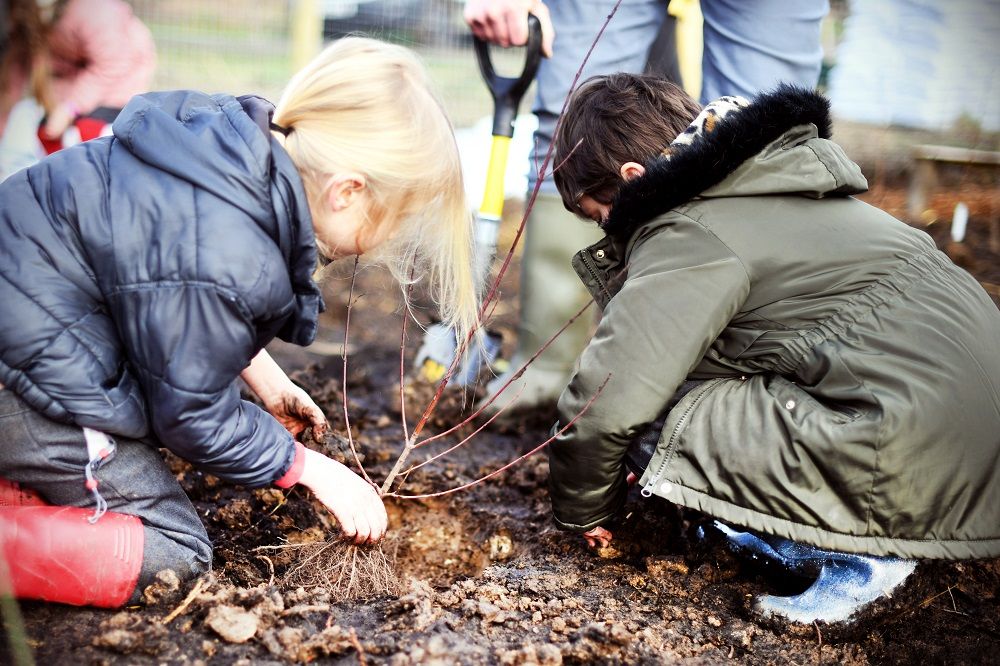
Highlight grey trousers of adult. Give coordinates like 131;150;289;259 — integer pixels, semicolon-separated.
0;389;212;601
529;0;829;195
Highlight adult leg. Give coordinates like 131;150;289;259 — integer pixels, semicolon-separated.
485;0;667;410
700;0;828;103
0;390;212;606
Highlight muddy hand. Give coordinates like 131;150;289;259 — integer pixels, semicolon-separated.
298;448;387;545
267;385;329;439
242;349;329;438
582;526;613;549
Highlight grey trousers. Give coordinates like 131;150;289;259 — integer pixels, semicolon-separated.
0;389;212;600
529;0;829;195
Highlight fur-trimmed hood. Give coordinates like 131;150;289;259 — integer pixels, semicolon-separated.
603;85;868;236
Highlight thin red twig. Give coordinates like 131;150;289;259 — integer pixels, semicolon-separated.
404;383;526;474
413;0;622;437
415;294;595;448
341;256;372;485
406;0;623;441
378;2;623;499
385;375;611;500
552;137;584;176
475;0;623;320
399;308;410;444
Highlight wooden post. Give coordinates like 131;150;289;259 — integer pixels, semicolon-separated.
907;159;936;221
908;145;1000;224
290;0;321;72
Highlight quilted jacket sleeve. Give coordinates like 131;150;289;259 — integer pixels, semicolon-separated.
111;282;297;487
548;213;751;531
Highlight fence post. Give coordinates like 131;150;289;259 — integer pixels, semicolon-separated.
290;0;321;71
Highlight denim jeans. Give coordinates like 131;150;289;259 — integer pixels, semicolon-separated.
0;389;212;599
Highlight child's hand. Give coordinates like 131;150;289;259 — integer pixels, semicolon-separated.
582;526;613;549
298;448;387;544
241;349;329;438
264;384;328;439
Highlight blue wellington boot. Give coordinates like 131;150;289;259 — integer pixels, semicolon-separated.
712;521;916;625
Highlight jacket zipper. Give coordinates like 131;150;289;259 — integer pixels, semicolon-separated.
641;378;724;498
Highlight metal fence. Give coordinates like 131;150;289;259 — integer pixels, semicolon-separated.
129;0;524;128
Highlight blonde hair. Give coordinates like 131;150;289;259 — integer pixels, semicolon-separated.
273;37;479;346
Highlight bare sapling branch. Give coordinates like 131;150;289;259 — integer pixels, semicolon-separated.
552;138;584;176
403;384;527;475
405;0;624;440
341;256;373;485
385;374;611;500
380;432;414;495
399;276;416;445
475;0;624;319
382;0;624;498
415;295;595;449
381;369;520;497
382;298;521;496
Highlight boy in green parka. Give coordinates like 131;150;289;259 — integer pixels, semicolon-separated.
544;73;1000;625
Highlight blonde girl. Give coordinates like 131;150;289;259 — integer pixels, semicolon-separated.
0;37;476;608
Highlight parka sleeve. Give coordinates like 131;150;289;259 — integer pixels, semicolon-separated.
548;214;750;531
112;283;297;487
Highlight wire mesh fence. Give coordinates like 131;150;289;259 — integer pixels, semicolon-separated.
129;0;530;128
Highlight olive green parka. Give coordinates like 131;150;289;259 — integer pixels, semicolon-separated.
548;87;1000;559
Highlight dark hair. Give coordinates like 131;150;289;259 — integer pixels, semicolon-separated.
553;73;701;215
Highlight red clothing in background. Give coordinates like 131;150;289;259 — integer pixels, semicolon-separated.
1;0;155;134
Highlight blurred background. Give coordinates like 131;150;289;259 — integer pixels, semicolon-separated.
133;0;510;128
2;0;998;301
126;0;1000;208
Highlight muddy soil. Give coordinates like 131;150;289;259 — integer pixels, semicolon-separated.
7;186;999;665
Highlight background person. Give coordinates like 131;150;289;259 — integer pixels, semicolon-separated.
0;0;156;177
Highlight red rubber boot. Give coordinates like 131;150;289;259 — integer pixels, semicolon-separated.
0;506;144;607
0;478;48;507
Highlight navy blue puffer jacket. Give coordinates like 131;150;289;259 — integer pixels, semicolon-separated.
0;91;323;487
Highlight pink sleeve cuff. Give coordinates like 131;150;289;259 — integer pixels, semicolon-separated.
274;441;306;488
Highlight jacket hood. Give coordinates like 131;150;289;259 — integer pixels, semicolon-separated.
113;91;323;345
603;86;868;237
114;91;275;222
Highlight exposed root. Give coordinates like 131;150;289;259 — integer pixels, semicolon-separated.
161;577;206;625
270;540;401;601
